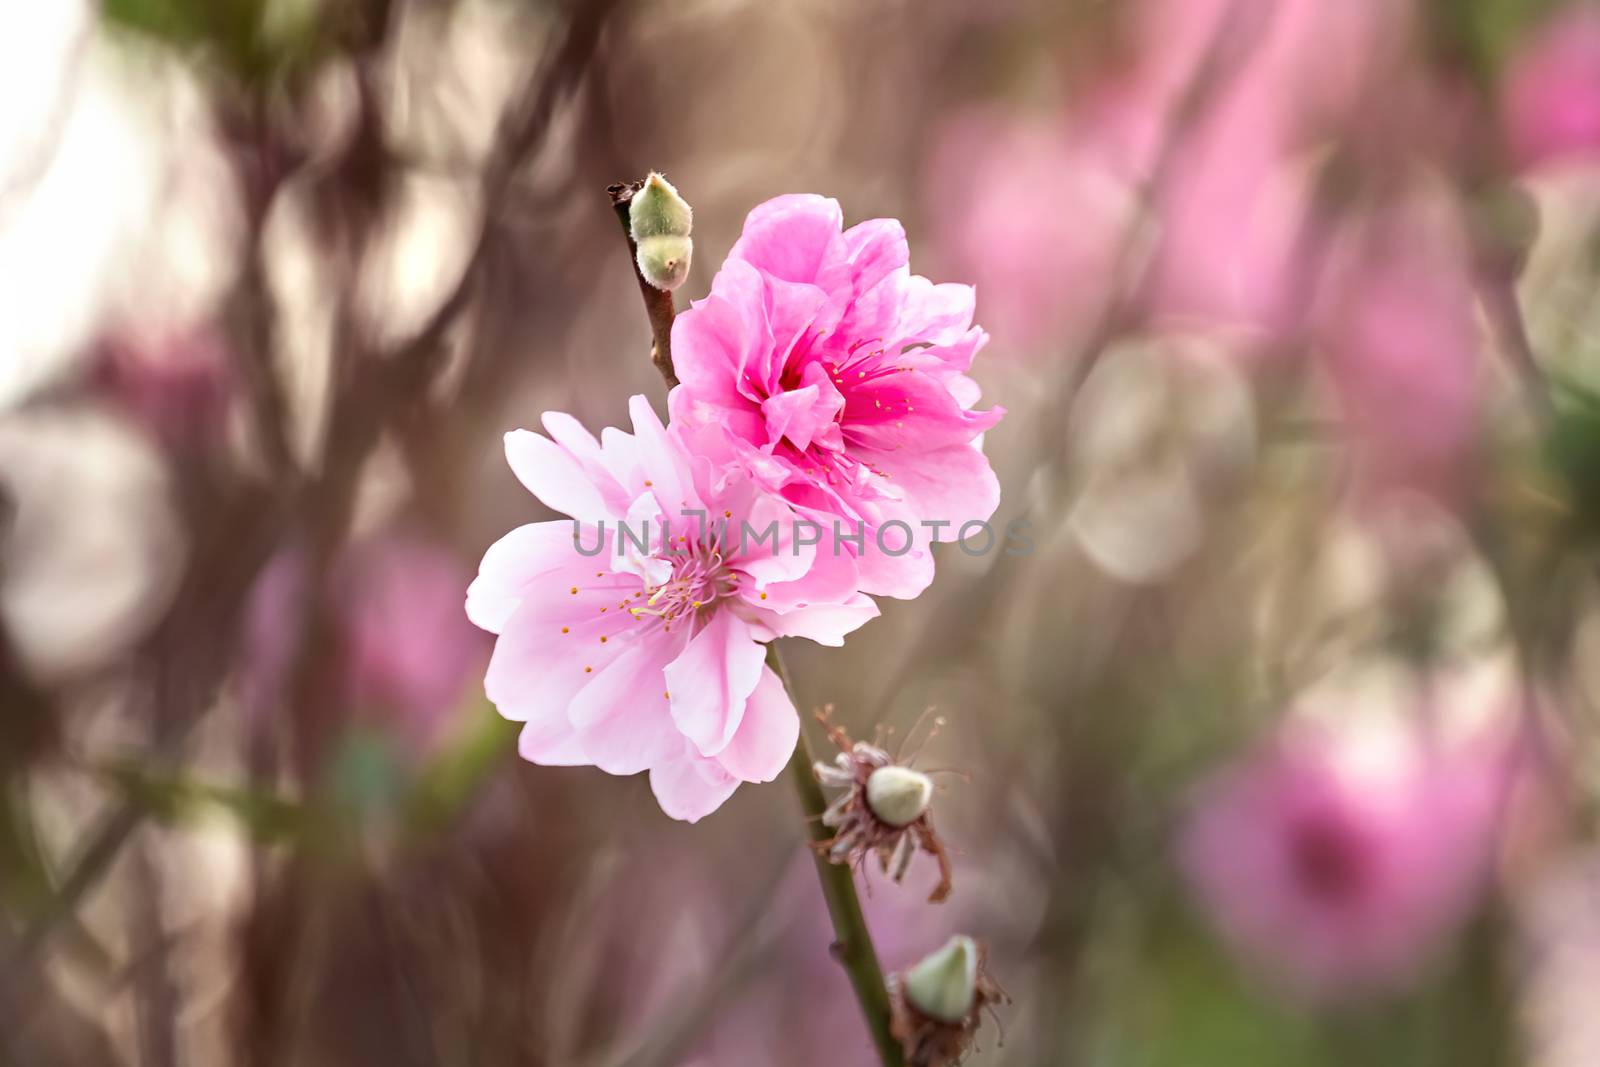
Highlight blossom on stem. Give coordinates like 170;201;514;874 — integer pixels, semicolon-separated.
466;396;879;822
668;194;1004;599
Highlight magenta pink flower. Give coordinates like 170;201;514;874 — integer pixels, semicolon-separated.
1502;5;1600;170
667;195;1004;599
466;396;879;822
1179;725;1502;1000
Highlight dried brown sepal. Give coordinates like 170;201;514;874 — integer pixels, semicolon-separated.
887;942;1010;1067
811;705;956;903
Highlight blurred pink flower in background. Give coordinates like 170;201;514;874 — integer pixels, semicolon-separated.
1502;5;1600;171
243;529;487;759
467;396;878;822
93;326;232;453
331;532;487;743
1179;722;1506;1000
1143;98;1316;343
1319;199;1483;503
1125;0;1386;341
923;0;1391;360
922;108;1136;353
669;194;1003;599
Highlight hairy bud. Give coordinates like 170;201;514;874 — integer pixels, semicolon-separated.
635;233;693;291
628;172;693;241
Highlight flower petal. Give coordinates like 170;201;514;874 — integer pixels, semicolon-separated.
756;593;880;647
649;748;740;823
465;521;594;633
664;610;767;757
568;629;690;775
730;194;845;284
504;429;613;523
717;665;799;782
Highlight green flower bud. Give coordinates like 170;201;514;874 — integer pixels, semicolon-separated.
636;233;693;291
629;172;693;241
904;935;978;1024
866;764;933;827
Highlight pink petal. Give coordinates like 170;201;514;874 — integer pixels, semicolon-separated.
858;442;1001;532
670;273;762;408
850;500;936;600
892;275;978;347
757;593;880;647
649;747;740;823
717;665;799;782
730;488;819;587
517;718;588;766
664;610;768;757
504;429;612;524
730;194;846;285
465;520;592;633
540;411;605;470
842;217;910;296
568;629;690;775
484;589;636;762
628;395;695;511
760;368;844;453
745;529;861;613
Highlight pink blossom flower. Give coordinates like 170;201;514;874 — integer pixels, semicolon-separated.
1179;724;1504;1000
1502;5;1600;171
466;396;879;822
667;195;1004;600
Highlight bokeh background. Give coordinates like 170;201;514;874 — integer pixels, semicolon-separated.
4;0;1600;1063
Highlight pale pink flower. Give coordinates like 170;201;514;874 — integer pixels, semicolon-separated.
668;195;1004;600
466;396;879;822
1179;725;1504;1000
1502;5;1600;171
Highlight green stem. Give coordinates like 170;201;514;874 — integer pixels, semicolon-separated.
766;643;904;1067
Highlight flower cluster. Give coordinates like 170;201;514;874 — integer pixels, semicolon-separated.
468;195;1003;821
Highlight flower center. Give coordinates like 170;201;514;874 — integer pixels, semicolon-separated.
1287;811;1369;904
630;538;737;629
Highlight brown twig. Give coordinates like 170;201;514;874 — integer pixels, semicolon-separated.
607;180;679;389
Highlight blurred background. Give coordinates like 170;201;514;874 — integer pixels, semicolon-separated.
3;0;1600;1063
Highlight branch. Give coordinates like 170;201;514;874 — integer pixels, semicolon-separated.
768;644;904;1067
